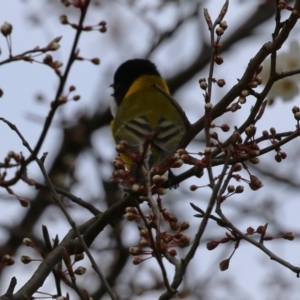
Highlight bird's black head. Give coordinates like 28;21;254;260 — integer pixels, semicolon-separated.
111;59;161;105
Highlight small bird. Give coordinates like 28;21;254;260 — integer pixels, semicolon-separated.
110;59;188;181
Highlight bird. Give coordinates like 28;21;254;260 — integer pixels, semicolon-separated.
110;59;188;183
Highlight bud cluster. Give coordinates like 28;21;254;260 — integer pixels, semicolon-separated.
128;201;191;265
262;127;288;163
228;128;262;164
4;150;24;167
60;14;107;33
212;224;295;272
110;141;146;189
225;184;244;198
0;151;31;207
172;149;208;171
238;89;250;105
232;172;263;191
51;85;81;108
199;78;208;90
206;230;239;271
247;225;295;242
215;20;227;37
213;21;227;66
169;151;184;168
43;54;63;75
293;105;300;121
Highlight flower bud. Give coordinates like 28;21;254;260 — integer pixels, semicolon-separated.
204;147;211;155
241;89;250;97
227;185;235;193
74;266;86;275
73;95;80;101
292;106;300;114
283;232;295;241
281;152;287;159
178;235;191;248
230;102;241;112
217;79;226;87
152;175;167;186
232;163;243;172
216;27;224;36
132;257;142;265
53;61;63;68
249;80;258;88
220;124;230;132
1;22;13;37
91;58;100;65
215;55;223;65
247;227;255;234
49;42;60;51
249;175;263;190
256;225;266;234
205;103;213;111
294;112;300;120
245;124;256;138
219;259;230;271
200;81;208;90
43;54;53;64
190;185;198;191
74;253;84;262
23;238;34;247
207;241;219;250
270;127;276;135
179;221;190;231
21;255;32;264
238;96;246;104
172;159;183;168
132;184;141;192
220;20;228;30
209;131;218;140
235;185;244;193
275;153;282;163
2;255;15;265
60;15;68;25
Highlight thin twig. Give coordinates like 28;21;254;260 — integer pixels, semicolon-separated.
34;181;101;216
0;118;117;300
0;0;91;188
143;152;173;293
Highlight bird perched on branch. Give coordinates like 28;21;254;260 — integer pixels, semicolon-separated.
110;58;190;184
